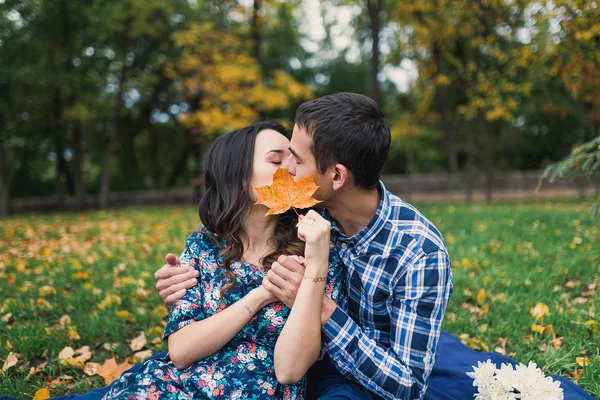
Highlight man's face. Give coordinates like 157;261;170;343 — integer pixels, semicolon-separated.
282;124;333;203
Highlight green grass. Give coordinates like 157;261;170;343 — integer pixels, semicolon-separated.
0;201;599;398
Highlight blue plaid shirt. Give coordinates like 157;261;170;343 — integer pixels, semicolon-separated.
321;181;453;400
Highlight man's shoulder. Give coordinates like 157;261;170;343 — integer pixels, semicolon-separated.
381;190;448;257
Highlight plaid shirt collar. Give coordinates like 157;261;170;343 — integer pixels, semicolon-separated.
324;181;391;255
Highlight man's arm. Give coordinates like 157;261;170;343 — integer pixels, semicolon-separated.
321;250;452;400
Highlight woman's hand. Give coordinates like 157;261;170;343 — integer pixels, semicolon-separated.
297;210;331;273
255;283;279;307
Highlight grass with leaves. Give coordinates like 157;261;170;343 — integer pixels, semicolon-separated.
0;200;599;398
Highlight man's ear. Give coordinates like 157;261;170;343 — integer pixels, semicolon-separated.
331;164;348;191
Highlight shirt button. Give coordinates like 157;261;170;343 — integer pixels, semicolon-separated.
341;243;347;249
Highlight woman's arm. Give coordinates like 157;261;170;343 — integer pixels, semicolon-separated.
168;286;273;369
272;211;331;384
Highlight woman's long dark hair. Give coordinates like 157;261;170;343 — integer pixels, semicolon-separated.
198;121;305;299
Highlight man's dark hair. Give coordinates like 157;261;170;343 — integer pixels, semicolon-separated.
295;92;391;189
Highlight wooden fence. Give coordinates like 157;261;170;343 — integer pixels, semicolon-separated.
6;169;598;215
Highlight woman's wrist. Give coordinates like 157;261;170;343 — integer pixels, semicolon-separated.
250;286;272;308
303;251;329;273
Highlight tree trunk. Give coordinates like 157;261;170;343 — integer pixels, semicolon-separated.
252;0;262;66
367;0;382;106
166;143;192;187
432;43;459;173
72;121;85;209
0;140;12;216
485;170;494;203
99;70;126;209
191;129;205;203
149;124;162;188
464;128;475;203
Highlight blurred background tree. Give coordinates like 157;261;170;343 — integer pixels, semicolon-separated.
0;0;599;215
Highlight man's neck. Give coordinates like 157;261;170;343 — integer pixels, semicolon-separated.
326;185;381;238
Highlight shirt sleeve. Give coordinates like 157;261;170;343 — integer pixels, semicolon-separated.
321;250;453;400
162;230;209;340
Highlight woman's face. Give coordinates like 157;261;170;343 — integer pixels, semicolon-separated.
249;129;291;203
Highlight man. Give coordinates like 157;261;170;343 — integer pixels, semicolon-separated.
157;92;453;399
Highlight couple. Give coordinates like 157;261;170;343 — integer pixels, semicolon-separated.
93;92;452;399
42;92;592;400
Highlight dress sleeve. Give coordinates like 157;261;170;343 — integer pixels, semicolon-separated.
324;247;346;306
162;230;210;340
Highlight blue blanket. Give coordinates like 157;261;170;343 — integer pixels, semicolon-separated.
0;331;593;400
425;331;594;400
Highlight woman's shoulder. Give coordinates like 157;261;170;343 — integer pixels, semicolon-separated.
184;225;223;256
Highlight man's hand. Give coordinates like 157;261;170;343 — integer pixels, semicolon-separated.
262;255;305;308
155;253;200;305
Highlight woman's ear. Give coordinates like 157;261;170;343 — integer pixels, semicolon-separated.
331;164;348;191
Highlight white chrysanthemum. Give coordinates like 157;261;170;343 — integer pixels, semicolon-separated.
468;360;564;400
515;361;545;386
538;376;564;400
487;382;518;400
493;363;518;392
467;359;498;388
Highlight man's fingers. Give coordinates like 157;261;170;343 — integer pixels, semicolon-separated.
155;269;198;291
277;254;304;273
267;269;287;289
270;262;293;280
262;276;284;297
290;255;305;265
154;265;194;281
159;277;198;299
165;253;179;266
165;288;187;305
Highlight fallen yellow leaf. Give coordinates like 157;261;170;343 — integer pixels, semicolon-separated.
129;331;147;352
97;357;133;385
102;343;118;352
2;352;19;372
58;347;75;362
476;288;487;304
132;350;153;362
59;315;71;328
68;326;81;341
83;362;100;376
530;302;550;321
531;324;545;334
72;271;90;280
576;357;591;367
32;388;51;400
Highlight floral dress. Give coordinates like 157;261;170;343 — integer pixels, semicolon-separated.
103;227;346;400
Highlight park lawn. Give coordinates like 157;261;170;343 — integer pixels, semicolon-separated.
0;200;599;399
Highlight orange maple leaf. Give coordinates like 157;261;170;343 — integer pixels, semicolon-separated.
97;357;133;385
255;168;321;216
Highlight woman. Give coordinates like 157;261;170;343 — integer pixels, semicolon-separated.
102;121;345;399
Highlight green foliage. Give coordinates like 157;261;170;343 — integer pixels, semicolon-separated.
540;136;600;217
1;0;600;212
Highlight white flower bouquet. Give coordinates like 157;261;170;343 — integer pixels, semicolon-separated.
467;360;564;400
